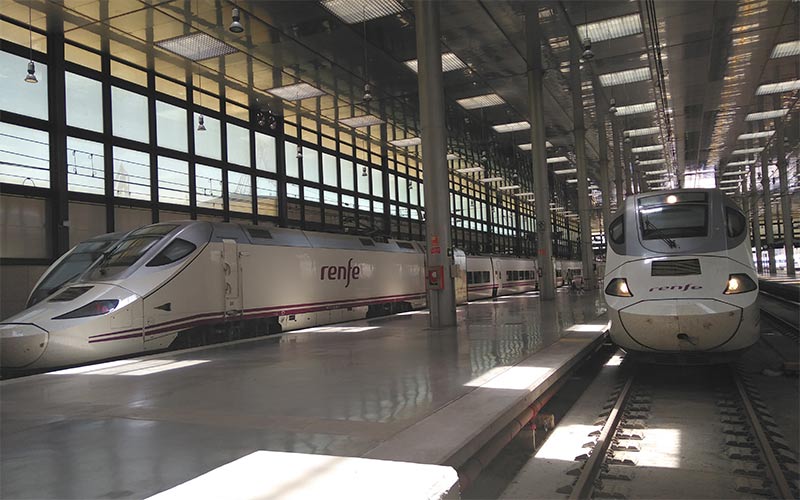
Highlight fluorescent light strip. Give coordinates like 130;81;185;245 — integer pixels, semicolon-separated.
403;52;467;73
546;156;569;164
456;93;505;109
566;179;578;184
771;40;800;59
339;114;384;128
646;178;667;184
727;160;753;166
479;176;504;183
266;82;326;100
756;80;800;95
577;13;642;43
598;67;650;87
731;147;764;155
389;137;421;147
624;126;660;137
720;179;742;185
446;153;459;160
517;141;554;150
156;32;237;61
631;145;663;153
737;130;774;140
492;121;530;133
638;158;666;166
554;168;577;175
614;102;657;116
514;192;534;197
455;166;484;174
644;169;668;175
745;109;789;121
497;185;520;191
321;0;405;23
722;170;748;176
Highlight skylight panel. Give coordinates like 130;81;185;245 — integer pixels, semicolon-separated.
339;114;384;128
321;0;405;23
755;80;800;95
631;144;663;153
577;14;642;43
156;33;237;61
614;102;657;116
737;130;774;140
403;53;467;73
731;147;764;155
598;67;650;87
546;156;569;164
389;137;421;147
456;93;505;110
745;109;789;121
492;121;530;133
770;40;800;59
624;126;660;137
266;82;326;100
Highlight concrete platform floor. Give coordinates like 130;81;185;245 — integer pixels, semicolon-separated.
1;289;606;499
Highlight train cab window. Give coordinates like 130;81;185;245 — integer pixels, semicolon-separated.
609;215;625;244
638;193;708;240
359;238;375;246
725;207;746;238
147;239;197;267
130;224;178;237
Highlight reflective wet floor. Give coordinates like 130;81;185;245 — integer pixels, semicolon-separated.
1;289;606;499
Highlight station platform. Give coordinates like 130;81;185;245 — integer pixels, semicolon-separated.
757;272;800;302
1;289;607;499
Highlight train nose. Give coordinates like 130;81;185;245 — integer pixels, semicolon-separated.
0;323;49;368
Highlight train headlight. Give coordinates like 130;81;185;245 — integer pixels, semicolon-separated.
605;278;633;297
723;274;757;295
54;300;119;319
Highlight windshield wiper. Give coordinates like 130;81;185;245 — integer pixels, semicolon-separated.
644;218;678;248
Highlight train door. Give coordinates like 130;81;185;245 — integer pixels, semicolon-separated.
222;239;243;319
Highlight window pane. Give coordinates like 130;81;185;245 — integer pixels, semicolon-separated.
156;101;188;152
323;190;338;206
371;168;383;197
340;159;354;191
256;177;278;216
66;72;102;132
341;194;355;209
0;123;49;188
158;156;189;206
358;198;370;211
0;51;48;120
255;132;276;172
388;173;397;201
287;182;300;199
322;153;337;187
112;86;149;143
357;163;370;194
226;123;250;167
373;201;384;214
304;186;320;203
196;164;222;210
112;146;150;200
67;137;104;195
285;142;299;178
194;113;221;160
302;148;319;183
398;176;408;203
228;170;252;213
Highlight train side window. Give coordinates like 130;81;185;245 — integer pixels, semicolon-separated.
609;215;625;244
725;207;746;238
483;271;490;283
146;238;196;267
467;272;473;284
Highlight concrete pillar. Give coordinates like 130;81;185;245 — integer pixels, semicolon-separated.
775;99;795;276
623;137;634;195
761;142;776;274
749;156;763;273
611;118;624;209
570;42;595;290
415;0;456;327
597;111;611;232
525;2;555;300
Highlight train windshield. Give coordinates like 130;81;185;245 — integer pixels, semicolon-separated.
84;225;178;280
638;193;708;241
27;237;122;307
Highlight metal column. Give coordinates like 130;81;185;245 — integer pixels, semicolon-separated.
415;0;456;327
611;117;624;209
525;2;555;300
570;43;595;290
623;137;634;195
597;110;611;232
749;157;763;273
761;142;776;274
775;100;795;276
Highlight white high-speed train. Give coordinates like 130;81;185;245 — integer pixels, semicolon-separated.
0;221;541;371
604;189;759;363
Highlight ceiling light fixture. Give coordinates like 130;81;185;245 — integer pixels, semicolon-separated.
321;0;405;24
517;141;554;150
403;52;467;73
737;130;775;140
566;179;578;184
614;102;657;116
546;156;570;164
598;67;650;87
266;82;326;101
455;166;484;174
631;145;663;153
339;114;384;128
726;160;752;167
229;6;244;33
514;192;534;197
731;147;764;155
722;170;748;176
479;176;504;183
389;137;421;147
755;80;800;95
456;93;505;109
24;5;37;84
745;109;789;121
644;169;668;175
492;121;530;133
554;168;577;175
156;32;238;61
196;74;206;132
638;158;666;166
770;40;800;59
623;126;660;137
498;185;520;191
608;98;617;114
577;13;642;43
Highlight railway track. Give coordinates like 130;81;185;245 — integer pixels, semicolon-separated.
759;291;800;342
560;362;799;499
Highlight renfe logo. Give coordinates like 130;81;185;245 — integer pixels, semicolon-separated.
320;258;361;288
649;284;703;292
